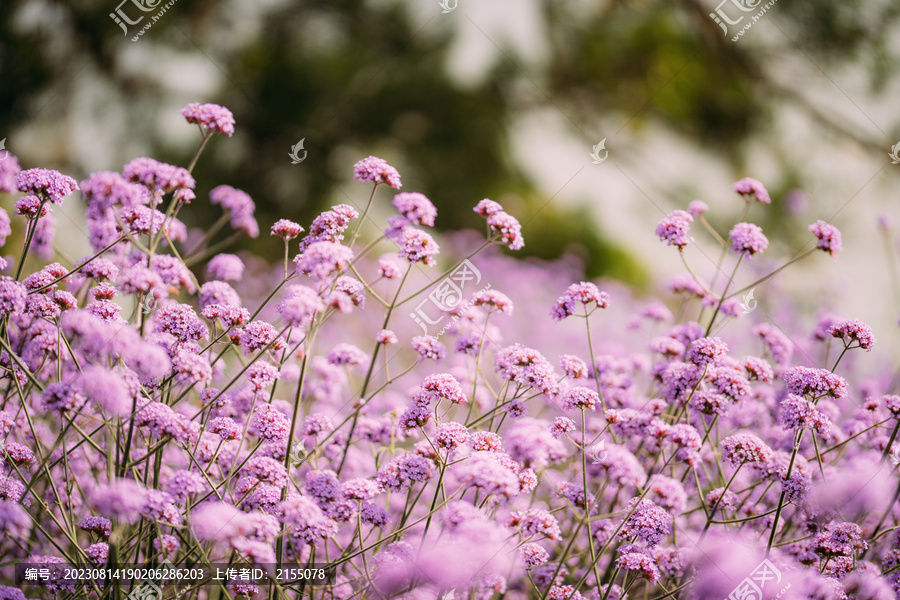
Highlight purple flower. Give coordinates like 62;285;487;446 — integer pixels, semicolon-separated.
271;219;304;240
687;200;709;218
238;321;284;354
89;480;148;523
15;168;78;203
249;404;290;443
277;285;324;327
721;432;773;466
779;394;832;435
77;366;132;416
494;343;558;394
655;210;694;250
0;153;21;193
326;343;369;367
813;521;867;557
783;366;847;399
199;281;241;309
376;329;397;344
298;204;358;251
685;336;728;367
352;156;402;188
551;282;609;321
0;277;26;317
520;543;550;567
616;551;660;583
207;253;245;281
180;102;235;136
421;373;467;403
809;220;842;258
561;386;599;411
616;497;672;546
392;192;437;227
209;185;259;237
294;241;354;281
486;211;525;250
474;198;503;217
732;177;771;204
549;417;576;438
411;335;446;362
397;228;439;265
509;508;561;540
124;157;195;195
752;323;793;365
728;222;768;256
828;318;875;351
154;303;209;342
78;516;112;538
436;422;469;449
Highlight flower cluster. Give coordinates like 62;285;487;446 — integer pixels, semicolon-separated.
0;111;894;600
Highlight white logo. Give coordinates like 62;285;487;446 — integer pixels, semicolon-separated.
442;590;456;600
724;558;786;600
439;0;457;13
891;445;900;467
290;444;306;466
590;139;608;164
0;139;8;163
142;294;157;315
109;0;162;35
588;441;608;464
740;288;757;314
289;139;307;164
890;142;900;165
410;259;484;335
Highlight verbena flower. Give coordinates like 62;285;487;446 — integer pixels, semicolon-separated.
655;210;694;250
809;219;842;258
180;102;236;137
732;177;771;204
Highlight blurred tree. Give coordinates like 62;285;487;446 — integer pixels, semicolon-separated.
1;0;897;284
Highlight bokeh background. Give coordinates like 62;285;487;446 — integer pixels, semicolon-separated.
2;0;900;359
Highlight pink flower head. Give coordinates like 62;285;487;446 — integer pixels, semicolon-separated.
721;432;773;466
298;204;359;251
376;329;398;345
686;337;728;367
207;253;244;282
783;366;847;399
326;343;369;367
732;177;771;204
686;200;709;218
808;220;842;258
473;198;503;217
271;219;304;240
551;281;609;321
411;335;446;362
124;157;196;196
473;289;513;315
294;241;354;281
209;185;259;237
487;211;524;250
397;228;439;265
728;222;768;256
0;152;22;194
180;102;236;137
15;168;78;204
277;284;324;328
392;192;437;227
352;156;402;188
561;386;599;411
827;318;875;351
655;210;694;251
